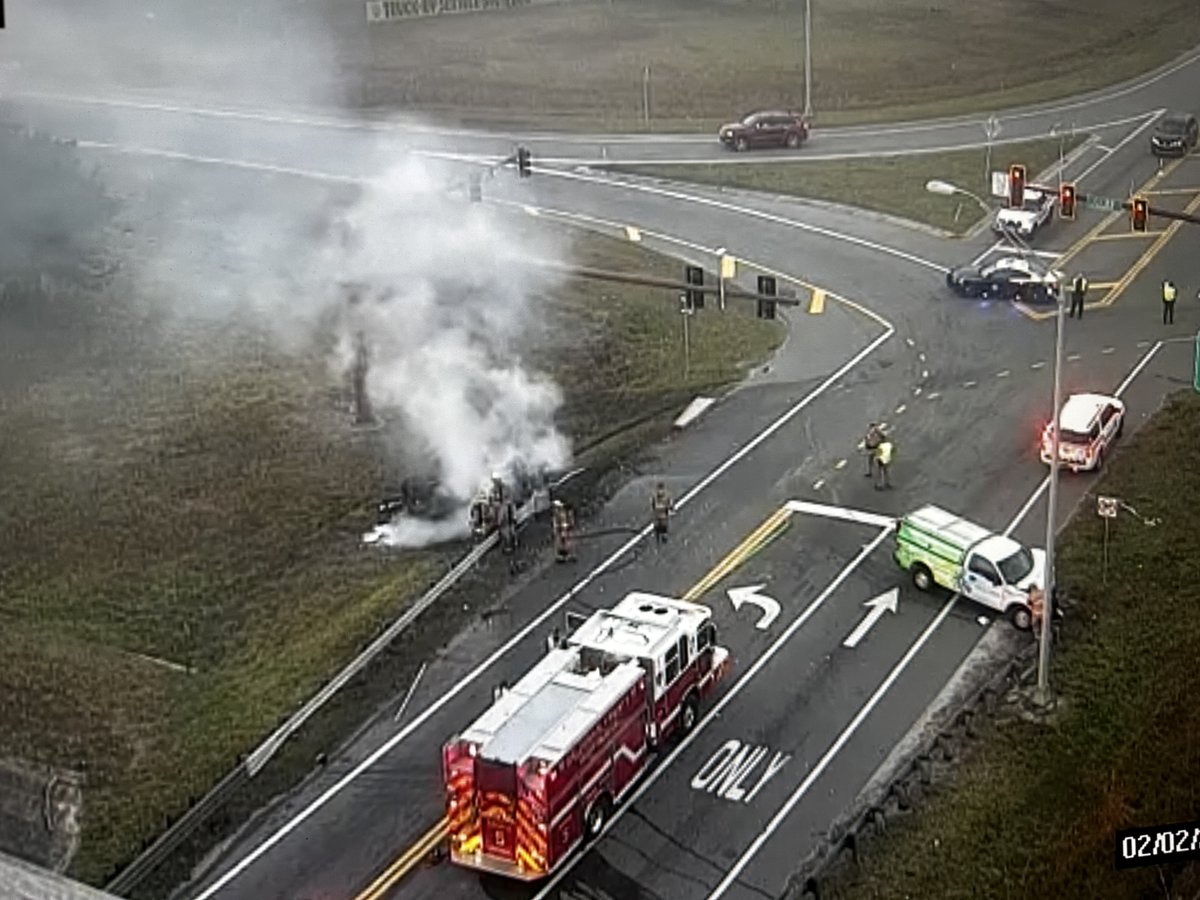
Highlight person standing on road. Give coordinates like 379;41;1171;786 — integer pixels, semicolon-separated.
874;439;894;491
1163;279;1178;324
862;423;884;478
651;482;673;545
1069;273;1088;319
552;499;576;563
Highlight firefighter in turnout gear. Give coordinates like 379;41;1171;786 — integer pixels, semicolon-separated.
651;483;673;544
552;500;576;562
1069;273;1088;319
1162;279;1178;324
862;423;884;478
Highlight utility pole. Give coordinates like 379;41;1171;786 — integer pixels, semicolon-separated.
1036;284;1066;707
803;0;813;118
679;293;694;378
643;65;651;126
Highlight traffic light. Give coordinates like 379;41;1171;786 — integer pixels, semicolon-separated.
756;274;777;320
685;265;705;310
468;173;482;203
516;146;532;178
1008;164;1027;209
1059;182;1076;220
1131;196;1149;232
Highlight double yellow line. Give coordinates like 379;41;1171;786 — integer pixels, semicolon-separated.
682;506;793;601
356;505;794;895
354;819;447;900
1017;155;1193;321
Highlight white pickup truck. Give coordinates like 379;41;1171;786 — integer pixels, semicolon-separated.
992;187;1055;238
894;505;1047;630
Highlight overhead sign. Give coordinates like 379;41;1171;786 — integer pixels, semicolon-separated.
1085;194;1123;212
1097;496;1118;519
984;115;1002;141
991;171;1010;199
366;0;572;23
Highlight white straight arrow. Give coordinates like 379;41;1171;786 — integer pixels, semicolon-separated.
727;584;781;630
842;588;900;648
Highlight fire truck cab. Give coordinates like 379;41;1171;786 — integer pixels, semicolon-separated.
443;592;730;881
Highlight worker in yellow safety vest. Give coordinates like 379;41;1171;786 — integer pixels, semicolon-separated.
874;439;894;491
1162;280;1178;325
651;483;673;544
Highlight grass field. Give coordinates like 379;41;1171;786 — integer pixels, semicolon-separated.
606;136;1087;233
342;0;1200;130
0;203;782;884
821;391;1200;900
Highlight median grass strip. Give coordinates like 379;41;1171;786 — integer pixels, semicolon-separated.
823;391;1200;900
0;135;784;888
336;0;1200;130
606;136;1086;234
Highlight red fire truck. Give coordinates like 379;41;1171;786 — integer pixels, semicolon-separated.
442;592;731;880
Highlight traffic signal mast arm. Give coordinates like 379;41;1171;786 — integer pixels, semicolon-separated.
526;260;802;307
1028;181;1200;227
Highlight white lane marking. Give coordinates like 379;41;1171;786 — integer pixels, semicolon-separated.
926;392;941;400
1003;340;1163;538
834;459;848;470
895;403;907;414
74;139;362;182
812;479;826;491
971;241;1004;266
496;199;890;329
705;591;957;899
1031;361;1046;369
190;307;896;900
996;370;1010;378
785;500;896;530
963;380;977;388
1072;111;1163;185
531;527;896;900
536;111;1161;166
921;369;929;379
905;338;916;347
1067;353;1081;362
1101;346;1115;354
913;387;922;397
12;47;1192;147
705;339;1169;896
533;168;949;273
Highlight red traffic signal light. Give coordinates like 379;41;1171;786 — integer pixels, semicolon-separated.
1131;196;1149;232
1008;164;1027;209
1059;183;1077;220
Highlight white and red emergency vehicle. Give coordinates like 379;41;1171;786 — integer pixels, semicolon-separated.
442;592;731;880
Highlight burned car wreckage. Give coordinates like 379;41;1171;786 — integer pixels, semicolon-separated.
375;462;566;544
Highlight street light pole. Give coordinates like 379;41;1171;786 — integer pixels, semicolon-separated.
1036;284;1066;706
926;177;1063;704
803;0;813;119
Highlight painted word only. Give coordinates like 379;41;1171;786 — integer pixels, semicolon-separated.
690;739;791;804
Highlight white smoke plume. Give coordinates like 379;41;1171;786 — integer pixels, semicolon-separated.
330;156;573;507
1;0;576;549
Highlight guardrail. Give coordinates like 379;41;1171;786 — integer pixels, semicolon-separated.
105;486;568;895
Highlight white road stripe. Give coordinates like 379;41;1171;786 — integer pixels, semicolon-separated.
705;339;1168;898
784;500;896;530
189;288;896;900
534;168;949;274
532;527;897;900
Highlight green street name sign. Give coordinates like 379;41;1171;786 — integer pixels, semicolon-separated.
1084;195;1123;212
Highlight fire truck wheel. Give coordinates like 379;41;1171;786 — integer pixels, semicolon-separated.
680;695;699;735
584;795;612;841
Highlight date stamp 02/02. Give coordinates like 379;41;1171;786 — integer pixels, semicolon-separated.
1116;819;1200;869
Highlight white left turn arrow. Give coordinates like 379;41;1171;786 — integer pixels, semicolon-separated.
843;588;900;648
727;584;780;630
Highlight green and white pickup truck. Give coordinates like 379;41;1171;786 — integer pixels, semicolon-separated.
894;505;1047;630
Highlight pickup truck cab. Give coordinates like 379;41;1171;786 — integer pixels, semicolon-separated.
993;188;1055;238
894;505;1047;630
